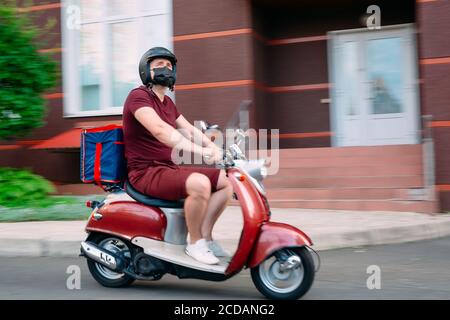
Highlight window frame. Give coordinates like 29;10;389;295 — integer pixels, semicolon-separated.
61;0;174;118
327;24;420;147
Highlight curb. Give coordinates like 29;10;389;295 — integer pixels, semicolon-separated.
0;239;82;257
309;219;450;251
1;220;450;257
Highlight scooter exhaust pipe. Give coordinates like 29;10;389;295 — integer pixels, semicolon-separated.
80;241;126;272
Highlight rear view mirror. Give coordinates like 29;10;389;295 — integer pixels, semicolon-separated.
198;120;220;133
198;120;208;133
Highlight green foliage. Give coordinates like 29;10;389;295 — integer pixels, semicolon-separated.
0;5;57;140
0;2;84;221
0;167;60;207
0;194;104;222
0;197;96;222
0;166;104;220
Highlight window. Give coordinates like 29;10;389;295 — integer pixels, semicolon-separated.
62;0;173;117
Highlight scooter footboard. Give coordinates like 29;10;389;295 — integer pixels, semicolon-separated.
247;221;313;269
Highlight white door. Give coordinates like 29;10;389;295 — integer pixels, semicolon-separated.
329;24;420;146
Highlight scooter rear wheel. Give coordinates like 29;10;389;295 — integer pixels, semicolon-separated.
86;233;135;288
250;247;315;300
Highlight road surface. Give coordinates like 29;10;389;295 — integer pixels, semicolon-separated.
1;236;449;299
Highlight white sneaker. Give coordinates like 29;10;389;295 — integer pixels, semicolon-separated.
207;240;230;257
185;239;220;265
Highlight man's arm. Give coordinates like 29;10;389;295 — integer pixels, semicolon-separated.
175;115;218;150
134;107;204;156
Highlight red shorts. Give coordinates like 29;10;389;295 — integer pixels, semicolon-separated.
128;161;221;201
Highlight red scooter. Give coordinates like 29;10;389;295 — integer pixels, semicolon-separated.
80;123;316;300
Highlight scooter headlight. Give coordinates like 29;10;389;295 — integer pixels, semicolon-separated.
234;159;267;181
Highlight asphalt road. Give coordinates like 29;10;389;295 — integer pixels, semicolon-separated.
1;236;449;300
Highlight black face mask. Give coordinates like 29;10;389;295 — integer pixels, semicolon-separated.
151;67;176;89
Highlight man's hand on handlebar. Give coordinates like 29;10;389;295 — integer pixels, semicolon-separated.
202;146;223;164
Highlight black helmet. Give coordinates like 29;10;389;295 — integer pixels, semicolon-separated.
139;47;177;86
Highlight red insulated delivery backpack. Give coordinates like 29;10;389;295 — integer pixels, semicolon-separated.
80;124;127;191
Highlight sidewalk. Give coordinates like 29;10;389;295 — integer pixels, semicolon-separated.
1;207;450;257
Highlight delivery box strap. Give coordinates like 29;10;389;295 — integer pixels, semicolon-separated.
94;142;106;191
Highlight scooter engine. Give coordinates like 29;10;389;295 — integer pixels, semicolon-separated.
133;252;168;276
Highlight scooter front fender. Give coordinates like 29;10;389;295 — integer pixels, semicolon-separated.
247;221;313;269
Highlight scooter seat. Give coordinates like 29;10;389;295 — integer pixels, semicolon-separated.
124;180;185;209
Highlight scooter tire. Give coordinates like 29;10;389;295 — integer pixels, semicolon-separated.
86;233;135;288
250;246;315;300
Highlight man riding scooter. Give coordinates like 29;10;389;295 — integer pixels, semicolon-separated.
80;48;316;299
122;47;233;265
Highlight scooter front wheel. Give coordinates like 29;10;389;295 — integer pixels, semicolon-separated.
250;247;315;300
86;233;135;288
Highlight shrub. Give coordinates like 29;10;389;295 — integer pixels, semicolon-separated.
0;167;57;207
0;6;56;140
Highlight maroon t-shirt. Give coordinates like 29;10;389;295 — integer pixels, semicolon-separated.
122;85;181;172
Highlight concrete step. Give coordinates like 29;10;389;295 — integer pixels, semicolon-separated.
264;175;424;189
262;144;422;159
266;187;426;201
273;165;423;178
267;199;438;214
276;154;422;168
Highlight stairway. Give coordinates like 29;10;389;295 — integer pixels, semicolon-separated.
264;144;438;213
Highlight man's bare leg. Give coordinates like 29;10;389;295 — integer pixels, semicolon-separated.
201;170;233;241
184;173;211;243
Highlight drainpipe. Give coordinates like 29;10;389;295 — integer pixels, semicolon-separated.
422;115;436;201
